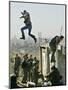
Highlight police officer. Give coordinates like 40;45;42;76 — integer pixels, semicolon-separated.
27;55;34;82
49;35;64;62
20;10;37;43
14;54;21;77
33;57;39;85
22;54;29;83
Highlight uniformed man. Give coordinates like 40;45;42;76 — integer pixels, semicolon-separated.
33;57;39;85
49;35;64;62
14;54;21;77
27;55;34;82
20;10;37;43
22;54;29;83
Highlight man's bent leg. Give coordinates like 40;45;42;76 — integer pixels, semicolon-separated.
28;28;37;43
20;26;28;39
22;69;27;83
51;49;56;62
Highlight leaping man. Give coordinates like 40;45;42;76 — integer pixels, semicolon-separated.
20;10;37;43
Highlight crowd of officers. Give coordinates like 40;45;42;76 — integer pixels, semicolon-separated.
11;53;64;88
14;53;39;85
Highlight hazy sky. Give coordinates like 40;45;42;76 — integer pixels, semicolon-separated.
10;2;65;39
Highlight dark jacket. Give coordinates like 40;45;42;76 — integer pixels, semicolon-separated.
49;67;60;86
15;56;21;68
49;36;60;52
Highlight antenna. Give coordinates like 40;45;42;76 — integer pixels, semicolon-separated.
60;26;63;36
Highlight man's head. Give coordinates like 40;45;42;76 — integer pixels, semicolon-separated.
51;65;56;72
21;10;27;15
60;35;64;41
24;54;28;59
23;10;27;13
16;54;18;57
30;55;33;59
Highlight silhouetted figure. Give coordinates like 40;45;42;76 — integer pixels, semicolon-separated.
20;10;37;43
22;54;29;83
10;74;19;88
32;57;39;85
49;35;64;62
28;55;34;82
48;66;60;86
14;54;21;77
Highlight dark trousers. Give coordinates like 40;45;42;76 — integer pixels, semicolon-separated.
14;66;19;77
50;46;56;62
21;24;36;40
22;68;30;83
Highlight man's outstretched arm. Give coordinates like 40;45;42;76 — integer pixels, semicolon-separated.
20;12;24;18
20;15;24;18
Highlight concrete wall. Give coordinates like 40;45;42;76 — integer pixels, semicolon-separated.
56;49;66;84
39;45;66;84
